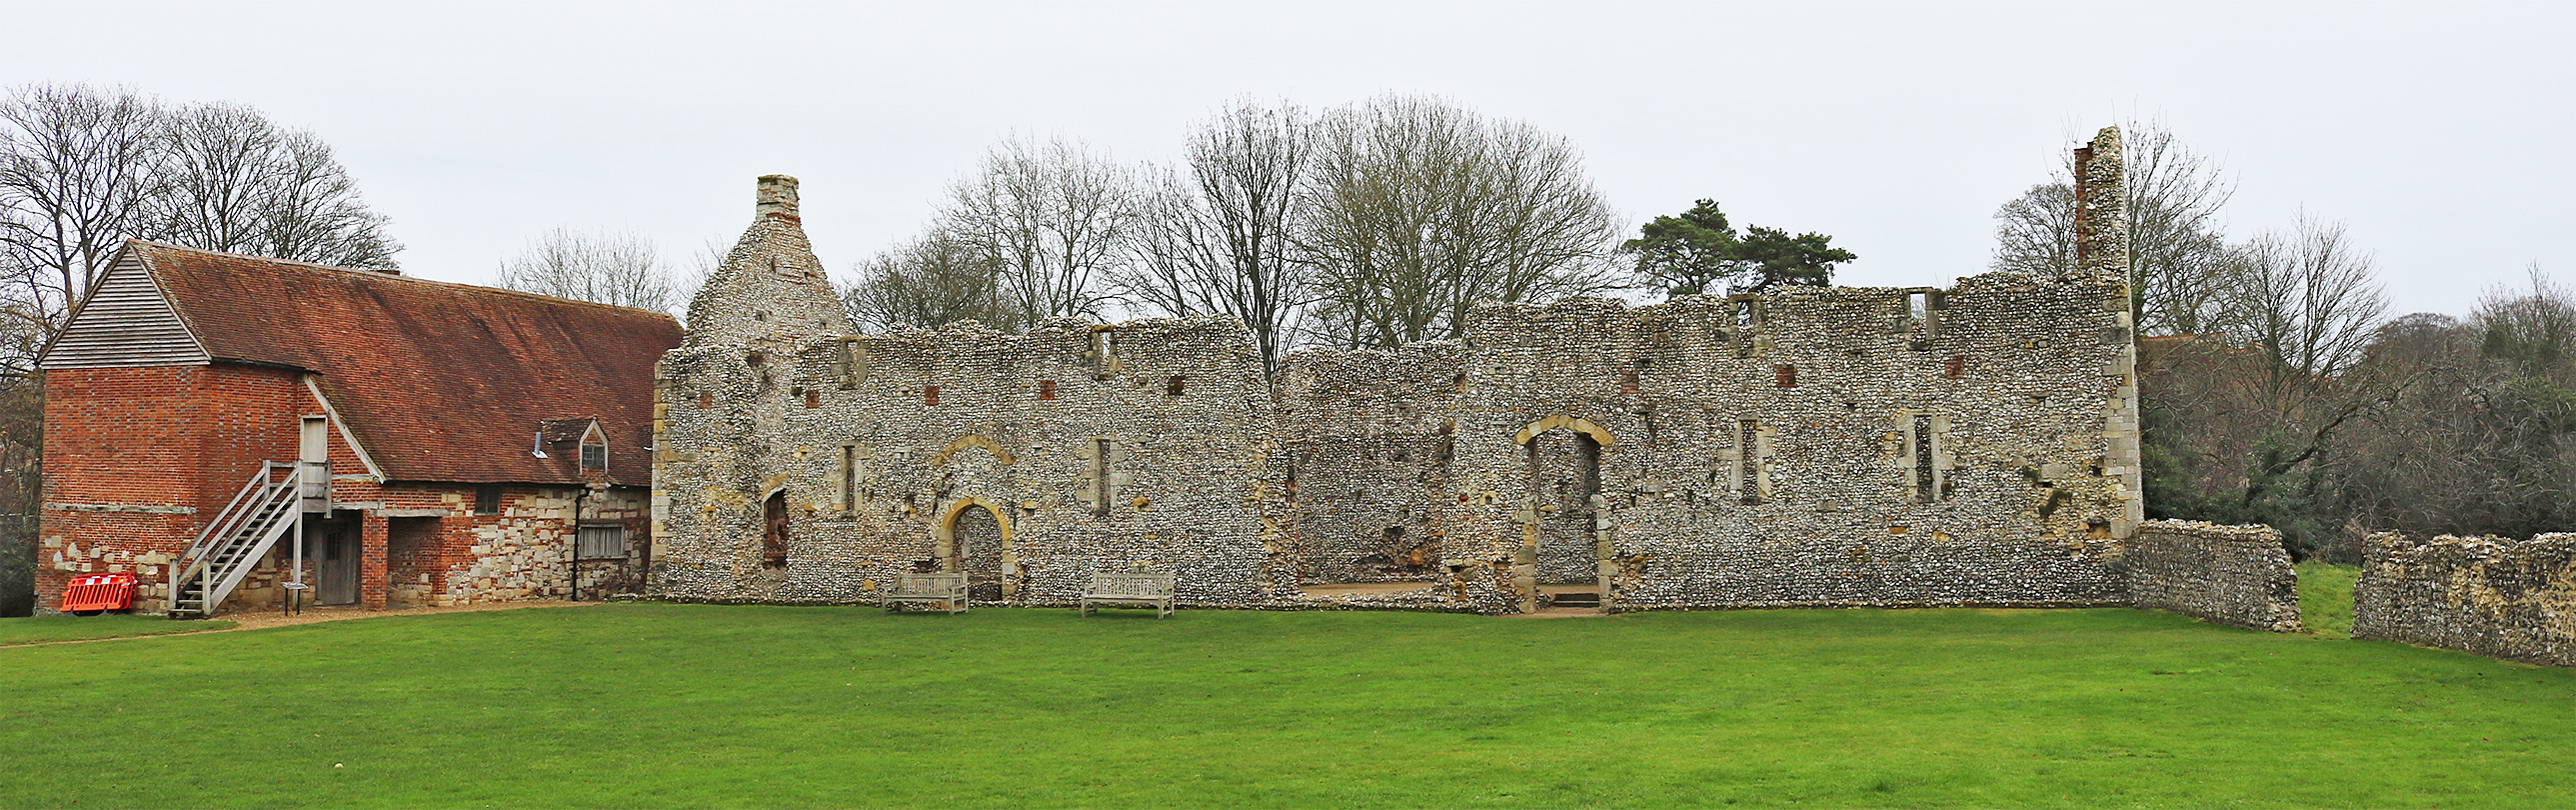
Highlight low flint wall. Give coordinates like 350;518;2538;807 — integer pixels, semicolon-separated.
2125;520;2300;632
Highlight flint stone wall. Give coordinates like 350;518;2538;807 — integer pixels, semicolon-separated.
2124;520;2299;632
1277;343;1462;583
1440;271;2141;612
655;316;1295;606
2355;532;2576;667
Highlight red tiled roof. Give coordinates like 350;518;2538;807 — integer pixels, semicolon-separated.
130;241;680;486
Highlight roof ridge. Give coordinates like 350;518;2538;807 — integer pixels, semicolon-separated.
131;240;682;323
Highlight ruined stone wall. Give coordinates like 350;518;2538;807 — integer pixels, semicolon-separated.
654;317;1295;607
1441;270;2140;612
1276;344;1462;583
2124;520;2299;632
2355;532;2576;667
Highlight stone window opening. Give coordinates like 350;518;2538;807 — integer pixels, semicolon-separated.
761;490;790;569
1039;379;1057;400
924;385;940;406
1912;415;1939;502
1907;291;1944;349
474;485;503;516
839;444;861;510
1732;298;1762;328
837;338;868;389
1737;419;1767;504
1775;364;1797;388
1167;375;1186;396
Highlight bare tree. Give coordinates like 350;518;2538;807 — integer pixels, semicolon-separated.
0;84;164;375
1297;95;1624;348
1120;100;1315;375
843;229;1011;332
495;227;675;312
1991;121;2235;336
942;135;1138;329
152;102;400;270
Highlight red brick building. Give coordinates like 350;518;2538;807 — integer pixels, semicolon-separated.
34;241;680;615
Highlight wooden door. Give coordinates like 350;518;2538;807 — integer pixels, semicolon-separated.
320;529;359;605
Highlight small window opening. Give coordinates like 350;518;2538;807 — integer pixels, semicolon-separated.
1775;365;1797;388
474;485;503;516
746;351;766;367
580;439;607;472
1913;415;1938;503
577;524;624;559
1039;379;1057;400
1945;355;1967;380
1733;299;1760;328
924;385;940;406
1737;420;1762;504
1091;438;1115;516
1618;368;1640;395
1167;375;1186;396
840;445;860;509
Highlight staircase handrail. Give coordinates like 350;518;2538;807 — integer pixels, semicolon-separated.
174;461;297;581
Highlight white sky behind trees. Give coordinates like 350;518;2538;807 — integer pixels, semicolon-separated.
2;0;2566;319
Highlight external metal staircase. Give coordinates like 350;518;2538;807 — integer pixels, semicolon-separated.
167;461;322;619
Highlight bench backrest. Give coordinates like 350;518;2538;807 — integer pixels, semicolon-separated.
892;572;966;596
1088;572;1175;597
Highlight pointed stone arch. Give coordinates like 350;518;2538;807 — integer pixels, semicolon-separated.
934;497;1017;599
1512;414;1617;447
932;434;1016;467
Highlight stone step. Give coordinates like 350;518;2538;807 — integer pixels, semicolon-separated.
1549;592;1600;608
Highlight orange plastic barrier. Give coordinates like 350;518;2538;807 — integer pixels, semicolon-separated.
60;573;137;613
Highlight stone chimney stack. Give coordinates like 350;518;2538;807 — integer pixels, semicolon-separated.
2071;126;2128;280
756;175;799;218
680;174;853;348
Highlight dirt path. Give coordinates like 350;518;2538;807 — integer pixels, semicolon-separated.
2;600;594;648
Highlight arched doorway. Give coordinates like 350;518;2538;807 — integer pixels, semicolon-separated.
940;499;1012;602
761;491;789;569
1528;427;1600;584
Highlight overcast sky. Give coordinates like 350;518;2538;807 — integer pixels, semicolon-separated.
4;1;2567;319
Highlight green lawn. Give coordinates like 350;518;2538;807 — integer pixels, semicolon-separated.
2;603;2569;809
0;614;233;645
2298;562;2361;639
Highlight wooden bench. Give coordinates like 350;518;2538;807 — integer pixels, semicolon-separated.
882;572;970;614
1081;572;1176;618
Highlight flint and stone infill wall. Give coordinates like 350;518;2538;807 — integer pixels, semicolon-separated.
1277;343;1463;584
2123;520;2299;632
2355;532;2576;667
654;317;1295;607
1440;272;2142;613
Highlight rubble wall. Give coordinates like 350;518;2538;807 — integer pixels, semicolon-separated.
654;317;1295;606
2355;532;2576;667
1442;271;2141;612
2124;520;2300;632
1276;344;1462;583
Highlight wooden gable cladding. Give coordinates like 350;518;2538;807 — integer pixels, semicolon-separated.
39;250;212;369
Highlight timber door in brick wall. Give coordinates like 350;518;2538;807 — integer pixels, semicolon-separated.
319;526;359;605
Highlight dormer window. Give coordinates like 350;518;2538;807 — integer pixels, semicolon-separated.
580;422;608;472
